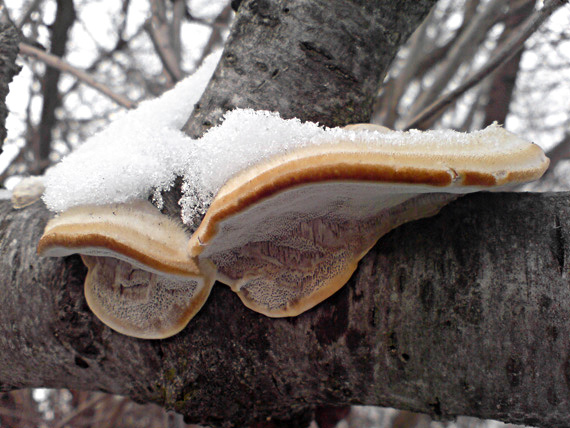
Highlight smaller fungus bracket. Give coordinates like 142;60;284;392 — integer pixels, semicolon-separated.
37;199;216;338
82;255;214;339
188;124;549;317
38;200;200;278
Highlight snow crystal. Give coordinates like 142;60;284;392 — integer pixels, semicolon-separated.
42;51;222;213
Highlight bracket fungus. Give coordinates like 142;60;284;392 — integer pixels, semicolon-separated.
188;123;549;317
38;119;549;338
38;200;214;339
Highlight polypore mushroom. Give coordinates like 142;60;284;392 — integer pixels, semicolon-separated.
38;200;214;338
188;123;549;317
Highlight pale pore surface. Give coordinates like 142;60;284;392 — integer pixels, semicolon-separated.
82;255;213;339
191;124;548;317
199;182;456;316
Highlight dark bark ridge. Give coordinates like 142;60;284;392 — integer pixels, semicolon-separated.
37;0;76;169
1;193;570;427
0;24;21;153
183;0;438;138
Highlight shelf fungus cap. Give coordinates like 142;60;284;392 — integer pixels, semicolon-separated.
38;200;214;338
188;123;549;317
38;200;201;277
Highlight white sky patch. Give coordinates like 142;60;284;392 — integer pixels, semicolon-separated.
3;62;32;140
189;0;228;20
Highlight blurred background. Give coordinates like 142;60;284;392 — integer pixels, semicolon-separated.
0;0;568;426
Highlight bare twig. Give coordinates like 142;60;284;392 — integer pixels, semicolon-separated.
374;7;435;127
406;0;505;122
145;0;183;84
0;0;15;25
18;42;136;109
37;0;75;168
61;22;145;100
404;0;568;130
408;0;481;80
545;131;570;170
99;397;130;428
482;0;536;126
194;4;233;69
170;0;184;66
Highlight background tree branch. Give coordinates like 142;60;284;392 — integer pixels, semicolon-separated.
404;0;567;130
18;43;136;110
35;0;75;173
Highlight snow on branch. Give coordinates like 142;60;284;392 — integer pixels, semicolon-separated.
42;50;548;229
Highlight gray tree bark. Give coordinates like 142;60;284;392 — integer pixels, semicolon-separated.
0;1;567;428
183;0;437;138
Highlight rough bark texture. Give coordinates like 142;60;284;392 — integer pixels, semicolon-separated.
183;0;437;138
1;193;570;427
0;24;21;153
1;1;567;427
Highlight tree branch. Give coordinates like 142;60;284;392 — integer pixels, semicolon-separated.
405;0;505;124
1;191;570;427
36;0;76;171
3;1;568;427
18;43;136;110
482;0;536;126
183;0;438;138
53;394;107;428
145;0;184;84
404;0;568;130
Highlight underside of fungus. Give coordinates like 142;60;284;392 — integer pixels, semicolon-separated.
81;255;212;339
38;121;549;337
